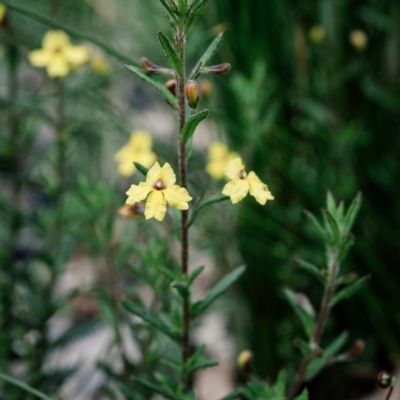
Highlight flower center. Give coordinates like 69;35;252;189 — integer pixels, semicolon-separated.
239;170;247;179
53;47;62;54
153;179;166;190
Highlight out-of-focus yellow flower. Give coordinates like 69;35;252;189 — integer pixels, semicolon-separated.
85;45;112;75
0;4;6;23
28;30;89;78
125;162;192;221
309;25;325;44
206;142;238;180
222;158;274;205
114;131;157;177
349;30;368;52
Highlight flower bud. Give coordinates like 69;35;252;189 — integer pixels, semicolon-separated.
237;350;252;375
377;371;395;389
118;203;145;218
186;80;199;109
165;79;177;96
201;63;231;76
141;57;171;75
349;339;365;358
349;30;368;52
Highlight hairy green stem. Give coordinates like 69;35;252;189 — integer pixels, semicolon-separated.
287;249;339;400
176;26;189;388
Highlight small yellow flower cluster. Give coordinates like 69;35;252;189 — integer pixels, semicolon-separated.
0;4;6;23
29;30;89;78
114;131;157;177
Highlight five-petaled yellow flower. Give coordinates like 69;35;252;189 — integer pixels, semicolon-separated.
206;142;238;180
114;131;157;177
126;162;192;221
222;158;274;205
29;30;89;78
0;4;6;23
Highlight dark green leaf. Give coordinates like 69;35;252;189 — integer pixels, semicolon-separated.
188;33;224;80
181;109;210;142
157;265;177;281
294;338;312;357
295;389;309;400
338;233;355;262
131;377;175;400
122;300;179;341
188;359;219;375
343;192;362;234
158;0;178;16
125;65;177;108
185;0;213;33
326;191;336;216
157;31;183;75
274;370;286;398
304;210;328;242
187;194;229;227
133;162;149;176
323;209;340;242
294;259;325;283
188;266;204;285
0;372;55;400
191;266;246;318
331;275;370;306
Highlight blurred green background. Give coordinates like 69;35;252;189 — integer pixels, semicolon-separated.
1;0;400;399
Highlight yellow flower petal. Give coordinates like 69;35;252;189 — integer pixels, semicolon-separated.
145;190;167;221
43;30;70;50
222;178;249;204
29;49;51;67
47;58;70;77
163;185;192;210
247;171;274;205
146;162;163;185
65;45;89;66
160;163;177;187
130;131;153;150
208;142;229;159
0;5;6;23
225;157;245;180
126;183;152;204
206;159;228;180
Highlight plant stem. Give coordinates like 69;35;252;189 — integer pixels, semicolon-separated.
176;26;189;387
287;249;339;400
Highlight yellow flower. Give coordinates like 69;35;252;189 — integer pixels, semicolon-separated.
349;29;368;52
85;44;112;75
222;158;274;205
28;30;89;78
0;4;6;23
309;25;325;44
126;162;192;221
206;142;238;180
114;131;157;177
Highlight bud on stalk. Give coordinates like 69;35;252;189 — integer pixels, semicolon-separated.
186;80;199;109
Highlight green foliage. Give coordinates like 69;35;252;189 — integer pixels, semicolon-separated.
181;109;210;142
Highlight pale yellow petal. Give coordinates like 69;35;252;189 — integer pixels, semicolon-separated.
0;5;6;23
208;142;228;160
160;163;176;187
222;178;249;204
130;131;152;150
135;151;157;169
47;58;69;77
29;49;51;67
146;162;162;185
247;171;274;205
118;160;136;177
163;185;192;210
126;183;152;204
145;190;167;221
65;45;89;66
225;157;245;180
43;30;70;50
206;159;227;180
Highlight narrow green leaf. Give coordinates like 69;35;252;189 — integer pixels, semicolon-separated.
125;65;177;108
181;109;210;142
131;377;175;400
323;209;340;242
274;370;286;398
157;31;183;75
158;0;178;16
187;194;229;227
191;266;246;318
185;0;213;34
188;33;224;81
283;288;314;337
294;338;312;357
0;372;55;400
331;275;370;306
217;389;242;400
304;210;328;242
133;162;149;176
188;266;205;285
295;389;309;400
338;233;355;262
326;191;336;215
1;1;137;66
122;300;179;341
306;332;348;379
343;192;362;234
178;0;188;13
157;265;177;281
188;359;219;375
294;259;325;283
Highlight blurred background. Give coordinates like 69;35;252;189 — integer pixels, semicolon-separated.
1;0;400;399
